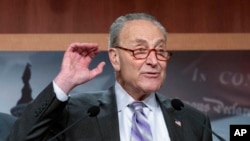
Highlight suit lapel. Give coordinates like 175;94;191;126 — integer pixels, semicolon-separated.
93;88;185;141
96;86;120;141
156;94;184;141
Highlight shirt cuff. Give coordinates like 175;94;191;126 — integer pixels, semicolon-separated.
52;81;69;102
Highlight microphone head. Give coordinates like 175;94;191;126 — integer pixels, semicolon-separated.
171;99;184;111
87;106;100;117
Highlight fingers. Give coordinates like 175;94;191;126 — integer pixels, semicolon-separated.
68;42;100;58
62;42;105;82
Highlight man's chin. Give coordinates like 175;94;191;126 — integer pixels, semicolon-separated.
141;84;161;93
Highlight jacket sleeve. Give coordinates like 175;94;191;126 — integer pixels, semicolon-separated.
8;82;69;141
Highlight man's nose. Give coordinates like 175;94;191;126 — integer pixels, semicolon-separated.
145;51;158;66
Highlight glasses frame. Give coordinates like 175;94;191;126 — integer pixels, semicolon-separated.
115;46;172;61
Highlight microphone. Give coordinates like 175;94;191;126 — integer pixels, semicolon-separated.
171;99;226;141
48;106;100;141
171;98;184;111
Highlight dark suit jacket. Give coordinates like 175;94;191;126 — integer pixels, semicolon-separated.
8;83;212;141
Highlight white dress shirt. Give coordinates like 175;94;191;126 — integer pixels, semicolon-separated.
53;81;171;141
114;82;170;141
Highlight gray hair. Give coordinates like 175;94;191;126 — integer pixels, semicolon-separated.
108;13;168;48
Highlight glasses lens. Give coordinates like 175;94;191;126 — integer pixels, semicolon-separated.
155;50;167;60
133;49;148;59
118;46;171;61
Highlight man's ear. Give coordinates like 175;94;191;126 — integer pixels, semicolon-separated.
108;48;120;71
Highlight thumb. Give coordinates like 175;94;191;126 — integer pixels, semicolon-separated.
89;61;106;80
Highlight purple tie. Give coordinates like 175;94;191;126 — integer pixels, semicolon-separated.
130;102;153;141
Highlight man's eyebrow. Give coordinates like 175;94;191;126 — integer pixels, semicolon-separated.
133;39;147;44
155;39;166;46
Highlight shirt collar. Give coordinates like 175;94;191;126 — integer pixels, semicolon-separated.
114;81;158;112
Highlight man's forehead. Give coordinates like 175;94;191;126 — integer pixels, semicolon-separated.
132;38;166;44
118;20;166;44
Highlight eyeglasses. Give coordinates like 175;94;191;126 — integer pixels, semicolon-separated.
115;46;172;61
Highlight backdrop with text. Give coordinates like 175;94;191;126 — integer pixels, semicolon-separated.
0;51;249;140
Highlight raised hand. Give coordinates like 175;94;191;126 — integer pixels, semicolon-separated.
54;42;106;94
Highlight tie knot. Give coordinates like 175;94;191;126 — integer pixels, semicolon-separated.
129;101;145;112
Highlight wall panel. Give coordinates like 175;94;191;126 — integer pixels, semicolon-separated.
0;34;249;51
0;0;249;33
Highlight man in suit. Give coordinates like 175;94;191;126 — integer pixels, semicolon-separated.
8;13;212;141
